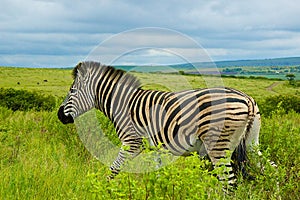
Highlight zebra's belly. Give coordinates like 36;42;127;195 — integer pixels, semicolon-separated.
133;120;208;156
176;139;207;157
144;128;207;157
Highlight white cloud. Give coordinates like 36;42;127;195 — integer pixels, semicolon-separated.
85;28;214;65
0;0;300;67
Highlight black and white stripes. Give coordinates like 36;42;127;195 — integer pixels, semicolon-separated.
58;61;261;188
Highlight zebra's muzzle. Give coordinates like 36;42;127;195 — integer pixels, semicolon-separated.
58;106;74;124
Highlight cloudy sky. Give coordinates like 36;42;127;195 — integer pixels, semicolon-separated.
1;0;300;67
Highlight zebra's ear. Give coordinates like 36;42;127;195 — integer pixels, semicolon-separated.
72;62;83;79
76;62;90;83
77;62;88;77
76;61;83;68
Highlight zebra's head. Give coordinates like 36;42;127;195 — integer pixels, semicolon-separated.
58;61;98;124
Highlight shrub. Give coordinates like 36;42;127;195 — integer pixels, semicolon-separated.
0;88;56;111
178;70;185;75
259;94;300;117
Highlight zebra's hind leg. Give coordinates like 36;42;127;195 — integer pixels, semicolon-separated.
201;136;237;189
211;152;236;188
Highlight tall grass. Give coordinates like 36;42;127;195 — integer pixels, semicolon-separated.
0;107;95;199
0;105;299;199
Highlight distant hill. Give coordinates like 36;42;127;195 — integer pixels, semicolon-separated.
213;57;300;68
114;57;300;80
115;57;300;72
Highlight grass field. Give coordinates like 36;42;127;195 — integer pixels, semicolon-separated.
0;67;299;199
1;67;299;99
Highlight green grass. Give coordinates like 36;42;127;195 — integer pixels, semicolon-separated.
0;67;72;97
0;67;299;199
136;72;299;102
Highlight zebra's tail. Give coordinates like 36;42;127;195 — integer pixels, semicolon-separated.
231;136;250;179
231;97;259;180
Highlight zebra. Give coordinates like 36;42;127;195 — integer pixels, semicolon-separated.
58;61;261;187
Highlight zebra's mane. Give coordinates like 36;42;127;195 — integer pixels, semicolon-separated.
72;61;141;89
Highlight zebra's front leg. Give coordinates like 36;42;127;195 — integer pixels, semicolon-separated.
108;139;143;180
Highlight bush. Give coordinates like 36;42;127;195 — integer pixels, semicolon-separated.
259;94;300;117
0;88;56;111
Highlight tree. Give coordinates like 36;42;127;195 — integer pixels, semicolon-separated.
286;73;296;85
178;70;185;75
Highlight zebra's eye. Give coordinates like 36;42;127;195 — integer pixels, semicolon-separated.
70;88;78;94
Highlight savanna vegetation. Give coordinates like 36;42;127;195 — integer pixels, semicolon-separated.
0;67;299;199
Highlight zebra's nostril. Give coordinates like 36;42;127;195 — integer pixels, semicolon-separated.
58;106;74;124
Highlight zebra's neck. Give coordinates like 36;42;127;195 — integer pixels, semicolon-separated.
95;66;140;123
